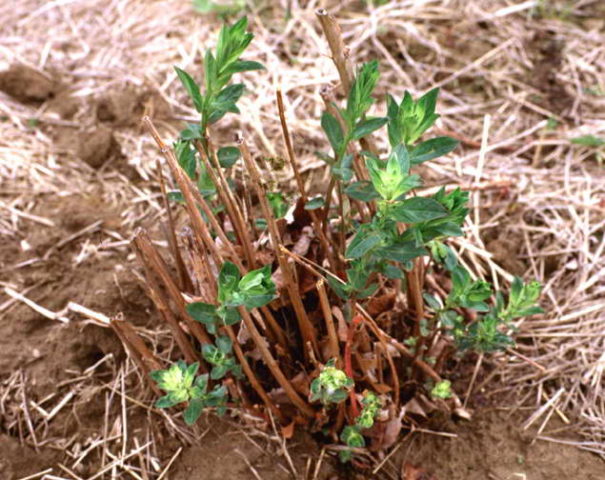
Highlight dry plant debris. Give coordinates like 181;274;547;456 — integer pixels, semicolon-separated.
0;0;604;478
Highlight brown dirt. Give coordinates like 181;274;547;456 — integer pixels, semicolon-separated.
1;1;604;478
0;64;59;104
526;29;573;116
95;84;172;127
170;419;336;480
75;125;123;168
392;410;605;480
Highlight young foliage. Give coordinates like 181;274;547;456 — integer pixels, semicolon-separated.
431;380;453;399
202;335;242;380
387;88;440;146
499;277;544;321
339;391;382;462
187;262;276;334
175;17;263;133
150;361;228;424
310;359;354;405
320;61;387;174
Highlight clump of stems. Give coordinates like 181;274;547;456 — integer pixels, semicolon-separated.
115;13;544;466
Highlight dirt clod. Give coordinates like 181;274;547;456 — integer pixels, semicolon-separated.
0;64;58;103
96;85;171;127
0;435;54;479
77;125;122;168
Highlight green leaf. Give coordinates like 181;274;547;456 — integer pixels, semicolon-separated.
219;307;241;326
388;88;441;146
386;94;402;147
390;143;411;175
332;153;354;182
346;229;382;259
174;140;197;179
423;293;442;310
183;398;205;425
218;261;241;304
267;192;288;218
193;374;209;394
215;83;245;106
321;112;344;153
389;197;448;223
204;50;217;93
239;268;266;291
375;241;427;263
354;282;379;299
206;385;228;407
197;163;217;198
223;60;265;76
216;335;233;354
315;150;334;165
327;274;350;300
211;364;231;380
180;123;203;140
341;425;365;448
187;302;218;326
339;449;353;463
209;83;245;123
215;17;254;84
202;344;221;364
351;117;388;140
431;380;453;399
419;88;439;119
344;181;380;202
237;264;276;310
154;394;178;409
500;277;543;321
217;146;240;168
174;67;204;113
410;137;459;165
305;196;325;210
570;135;605;147
379;262;404;279
366;146;417;201
346;60;380;126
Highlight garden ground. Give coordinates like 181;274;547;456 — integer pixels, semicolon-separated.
1;1;604;478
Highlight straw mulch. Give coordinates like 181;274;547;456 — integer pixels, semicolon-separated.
1;0;604;476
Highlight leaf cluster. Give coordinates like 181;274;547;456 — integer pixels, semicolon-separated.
175;17;263;132
310;359;354;405
202;335;242;380
187;262;275;335
150;361;227;424
428;250;543;353
339;391;382;462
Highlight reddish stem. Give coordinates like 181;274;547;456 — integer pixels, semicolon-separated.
344;315;363;419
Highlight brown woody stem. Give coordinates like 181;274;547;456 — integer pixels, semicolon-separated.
110;318;163;394
316;279;341;366
223;325;285;422
275;89;337;271
240;139;318;356
156;160;193;293
133;238;201;364
238;307;315;418
133;230;212;346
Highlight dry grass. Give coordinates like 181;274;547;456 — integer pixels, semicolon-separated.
1;0;604;476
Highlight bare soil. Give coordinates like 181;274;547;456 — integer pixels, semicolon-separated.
1;1;604;478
